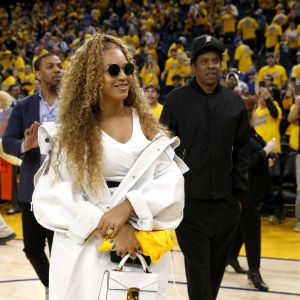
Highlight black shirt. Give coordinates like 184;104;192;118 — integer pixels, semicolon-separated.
160;77;250;201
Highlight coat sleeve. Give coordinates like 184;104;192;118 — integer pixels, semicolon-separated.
126;146;186;231
2;102;24;157
32;161;104;244
32;129;105;245
232;105;251;201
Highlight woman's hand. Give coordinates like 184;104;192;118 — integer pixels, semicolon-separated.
264;139;276;155
97;199;133;238
113;223;140;258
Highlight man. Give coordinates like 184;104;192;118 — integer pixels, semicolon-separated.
144;84;163;119
2;53;62;298
257;52;287;90
160;35;250;300
234;36;254;74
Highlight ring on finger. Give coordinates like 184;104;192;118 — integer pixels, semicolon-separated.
105;227;114;237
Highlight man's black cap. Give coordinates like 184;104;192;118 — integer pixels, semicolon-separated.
191;35;225;62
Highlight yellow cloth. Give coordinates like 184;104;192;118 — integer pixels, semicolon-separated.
237;17;258;41
265;24;282;49
222;49;230;71
291;65;300;79
164;57;180;86
221;12;236;33
257;64;287;88
98;230;176;263
254;101;282;153
288;104;299;151
234;44;253;73
151;103;163;120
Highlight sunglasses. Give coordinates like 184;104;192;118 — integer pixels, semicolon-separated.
106;63;135;77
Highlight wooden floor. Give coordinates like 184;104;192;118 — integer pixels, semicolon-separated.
1;203;300;300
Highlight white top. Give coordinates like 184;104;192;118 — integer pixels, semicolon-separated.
102;109;150;182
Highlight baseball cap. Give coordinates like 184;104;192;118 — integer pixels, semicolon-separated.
296;50;300;56
191;35;225;62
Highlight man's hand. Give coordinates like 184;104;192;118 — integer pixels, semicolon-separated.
23;122;40;151
97;199;134;238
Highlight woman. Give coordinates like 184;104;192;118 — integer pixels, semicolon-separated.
228;94;276;291
32;34;187;300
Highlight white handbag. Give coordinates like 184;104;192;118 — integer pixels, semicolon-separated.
103;253;159;300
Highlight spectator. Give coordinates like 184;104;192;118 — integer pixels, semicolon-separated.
237;10;258;53
257;52;288;90
160;35;250;300
2;53;63;298
32;34;186;299
144;84;163;119
234;37;254;74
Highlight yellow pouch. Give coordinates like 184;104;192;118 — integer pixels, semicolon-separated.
98;230;176;263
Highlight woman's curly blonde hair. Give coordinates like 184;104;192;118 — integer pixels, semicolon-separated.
54;34;167;194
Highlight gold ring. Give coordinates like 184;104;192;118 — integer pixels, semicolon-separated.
105;227;114;237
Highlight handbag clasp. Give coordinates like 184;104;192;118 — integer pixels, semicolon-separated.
127;287;139;300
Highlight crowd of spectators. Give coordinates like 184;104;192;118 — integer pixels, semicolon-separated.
1;0;300;221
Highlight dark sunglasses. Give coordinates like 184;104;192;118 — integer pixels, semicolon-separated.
106;63;135;77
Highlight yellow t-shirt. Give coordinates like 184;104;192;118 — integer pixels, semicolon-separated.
123;35;140;49
167;43;184;57
1;75;16;91
257;64;287;88
151;103;163;120
140;65;160;85
285;28;298;49
222;49;230;71
291;65;300;79
221;12;236;33
164;58;180;86
254;101;282;153
234;44;253;73
62;60;70;70
265;24;282;48
22;73;35;93
0;50;13;70
237;17;258;40
14;55;25;80
271;13;288;26
288;104;299;150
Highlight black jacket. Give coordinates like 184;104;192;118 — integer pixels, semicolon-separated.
247;128;273;202
2;93;41;202
160;78;250;201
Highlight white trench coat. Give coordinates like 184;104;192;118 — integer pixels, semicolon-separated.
32;124;188;300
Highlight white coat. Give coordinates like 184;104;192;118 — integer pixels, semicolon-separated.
32;124;188;300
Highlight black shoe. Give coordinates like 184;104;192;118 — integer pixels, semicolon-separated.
227;257;247;274
248;268;269;291
0;232;16;245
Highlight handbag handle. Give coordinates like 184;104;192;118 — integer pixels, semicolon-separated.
115;253;150;273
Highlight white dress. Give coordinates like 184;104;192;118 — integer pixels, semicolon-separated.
32;109;187;300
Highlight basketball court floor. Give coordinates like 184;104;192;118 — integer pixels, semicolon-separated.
1;205;300;300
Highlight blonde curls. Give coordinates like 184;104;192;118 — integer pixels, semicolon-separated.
54;34;168;195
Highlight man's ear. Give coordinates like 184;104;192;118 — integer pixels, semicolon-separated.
35;71;41;81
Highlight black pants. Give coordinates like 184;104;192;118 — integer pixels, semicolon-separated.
21;202;53;287
230;195;269;269
176;196;240;300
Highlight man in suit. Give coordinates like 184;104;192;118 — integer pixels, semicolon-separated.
2;53;62;297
